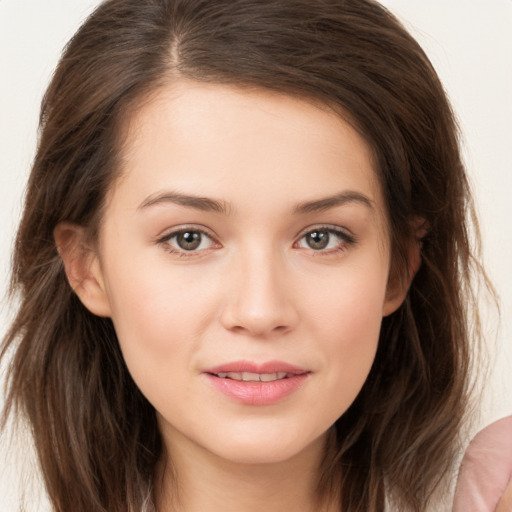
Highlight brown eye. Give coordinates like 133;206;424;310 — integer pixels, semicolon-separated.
304;230;330;250
160;228;216;254
296;226;354;252
176;231;203;251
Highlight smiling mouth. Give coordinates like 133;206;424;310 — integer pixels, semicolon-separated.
204;361;310;404
213;371;293;382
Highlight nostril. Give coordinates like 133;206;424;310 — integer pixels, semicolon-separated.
226;322;291;337
219;278;299;336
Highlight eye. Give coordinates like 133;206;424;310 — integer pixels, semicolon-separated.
295;227;355;252
158;228;217;254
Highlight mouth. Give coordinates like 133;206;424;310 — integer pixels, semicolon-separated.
204;361;310;405
204;360;309;380
212;371;296;382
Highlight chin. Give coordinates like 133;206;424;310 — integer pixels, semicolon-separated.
205;426;328;466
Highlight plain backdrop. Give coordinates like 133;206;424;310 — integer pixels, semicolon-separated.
1;1;511;510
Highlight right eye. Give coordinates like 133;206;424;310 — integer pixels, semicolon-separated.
158;228;218;255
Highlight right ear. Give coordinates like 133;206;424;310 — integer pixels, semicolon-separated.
54;222;112;317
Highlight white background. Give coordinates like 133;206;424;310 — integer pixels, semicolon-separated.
1;1;511;510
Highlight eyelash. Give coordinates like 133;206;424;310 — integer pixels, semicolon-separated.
294;225;356;255
156;226;219;258
156;225;356;258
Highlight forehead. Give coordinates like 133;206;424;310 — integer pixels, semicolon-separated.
111;80;385;222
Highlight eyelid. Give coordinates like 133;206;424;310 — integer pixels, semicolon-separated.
293;224;357;252
294;224;356;242
155;224;221;255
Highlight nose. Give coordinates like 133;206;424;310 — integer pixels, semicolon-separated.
220;247;299;338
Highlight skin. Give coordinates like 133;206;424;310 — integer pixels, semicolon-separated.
56;81;413;512
497;479;512;512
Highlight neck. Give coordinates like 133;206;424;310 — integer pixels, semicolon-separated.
155;431;337;512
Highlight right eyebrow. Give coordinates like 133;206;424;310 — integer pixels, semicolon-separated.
138;190;230;214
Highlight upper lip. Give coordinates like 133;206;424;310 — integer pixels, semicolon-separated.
204;360;309;376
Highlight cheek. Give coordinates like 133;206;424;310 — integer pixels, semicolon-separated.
103;238;210;337
101;251;216;389
303;261;387;403
104;272;213;414
305;255;388;338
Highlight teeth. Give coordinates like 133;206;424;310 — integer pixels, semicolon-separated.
215;372;289;382
242;372;260;381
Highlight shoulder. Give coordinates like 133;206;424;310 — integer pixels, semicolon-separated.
453;416;512;512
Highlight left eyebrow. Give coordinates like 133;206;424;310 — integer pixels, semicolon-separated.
294;191;374;214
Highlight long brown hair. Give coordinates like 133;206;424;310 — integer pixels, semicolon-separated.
1;0;486;510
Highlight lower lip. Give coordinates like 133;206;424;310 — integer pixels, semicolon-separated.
205;373;309;405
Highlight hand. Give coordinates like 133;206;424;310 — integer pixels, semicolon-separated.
496;478;512;512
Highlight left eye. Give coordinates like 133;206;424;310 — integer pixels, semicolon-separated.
296;228;350;251
162;229;215;252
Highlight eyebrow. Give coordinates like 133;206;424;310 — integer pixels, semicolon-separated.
138;191;229;213
138;189;373;215
294;191;374;214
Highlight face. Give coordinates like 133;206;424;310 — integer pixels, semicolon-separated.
76;81;404;466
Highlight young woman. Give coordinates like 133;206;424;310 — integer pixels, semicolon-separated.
1;1;488;511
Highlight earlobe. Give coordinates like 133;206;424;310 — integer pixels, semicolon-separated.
382;218;426;317
382;282;410;317
382;249;418;316
54;222;112;317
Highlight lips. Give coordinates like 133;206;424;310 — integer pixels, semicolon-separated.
215;371;290;382
204;361;310;405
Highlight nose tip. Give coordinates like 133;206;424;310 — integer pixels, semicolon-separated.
220;256;298;338
225;312;293;337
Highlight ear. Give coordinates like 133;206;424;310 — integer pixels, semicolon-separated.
54;222;112;317
382;218;427;317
